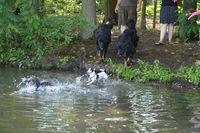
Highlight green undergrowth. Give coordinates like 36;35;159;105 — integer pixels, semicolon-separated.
109;59;200;85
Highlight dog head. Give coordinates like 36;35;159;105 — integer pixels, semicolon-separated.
117;45;128;58
103;18;113;30
24;76;40;88
126;19;136;30
87;68;96;76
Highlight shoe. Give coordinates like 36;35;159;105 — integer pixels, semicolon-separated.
155;42;164;45
168;42;174;45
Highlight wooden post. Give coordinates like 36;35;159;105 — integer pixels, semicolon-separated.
141;0;147;29
153;1;157;29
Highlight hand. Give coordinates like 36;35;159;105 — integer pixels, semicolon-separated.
188;11;200;20
115;5;119;13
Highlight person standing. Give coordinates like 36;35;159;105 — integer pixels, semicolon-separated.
155;0;178;45
115;0;138;34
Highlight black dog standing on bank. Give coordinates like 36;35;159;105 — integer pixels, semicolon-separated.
95;18;113;62
116;19;139;67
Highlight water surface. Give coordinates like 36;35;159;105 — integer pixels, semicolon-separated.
0;68;200;133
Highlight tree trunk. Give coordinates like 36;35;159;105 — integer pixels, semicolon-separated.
141;0;147;29
105;0;117;24
152;1;157;29
40;0;45;16
82;0;96;24
183;0;197;12
82;0;96;39
32;0;39;15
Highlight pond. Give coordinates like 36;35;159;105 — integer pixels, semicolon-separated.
0;68;200;133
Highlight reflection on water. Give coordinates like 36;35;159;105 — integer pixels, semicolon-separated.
0;68;200;133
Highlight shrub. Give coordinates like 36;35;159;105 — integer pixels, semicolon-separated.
176;65;200;85
178;11;199;41
110;59;173;83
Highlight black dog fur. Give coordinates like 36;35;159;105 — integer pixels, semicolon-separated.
116;19;139;67
95;18;113;62
23;76;52;91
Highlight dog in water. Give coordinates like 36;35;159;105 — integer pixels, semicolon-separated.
86;68;109;85
116;19;139;67
17;76;52;91
95;18;113;62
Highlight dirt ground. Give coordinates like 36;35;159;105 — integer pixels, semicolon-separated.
65;29;199;70
49;29;200;91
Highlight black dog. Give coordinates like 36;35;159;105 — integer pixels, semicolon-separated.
116;19;139;67
95;18;113;62
17;76;52;91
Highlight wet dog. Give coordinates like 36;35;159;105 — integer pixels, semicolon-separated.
116;19;139;67
95;18;113;62
86;68;109;85
17;76;52;91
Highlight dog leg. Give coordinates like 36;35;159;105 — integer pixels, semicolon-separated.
98;50;104;62
102;51;105;61
86;78;91;83
127;57;130;66
124;58;128;68
87;78;96;85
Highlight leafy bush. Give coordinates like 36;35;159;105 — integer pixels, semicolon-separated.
45;0;104;15
110;59;200;85
20;15;90;48
0;0;20;45
109;59;173;82
45;0;82;15
178;11;199;41
7;48;27;63
0;44;27;64
136;60;173;82
0;0;95;64
176;65;200;85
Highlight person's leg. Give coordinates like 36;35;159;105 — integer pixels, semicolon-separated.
155;24;167;45
168;24;174;44
120;25;126;33
120;6;127;34
159;24;168;43
127;6;137;25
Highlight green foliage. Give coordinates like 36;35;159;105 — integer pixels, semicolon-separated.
178;11;199;41
110;59;200;85
39;16;88;46
0;0;19;44
59;56;71;65
20;15;89;48
176;65;200;85
7;48;26;63
139;4;161;17
45;0;82;15
0;0;95;66
45;0;104;15
35;47;47;59
136;60;173;82
0;44;27;64
109;59;173;82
